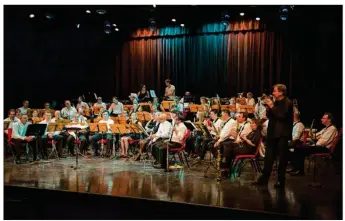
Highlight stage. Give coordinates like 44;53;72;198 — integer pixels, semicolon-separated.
4;155;341;219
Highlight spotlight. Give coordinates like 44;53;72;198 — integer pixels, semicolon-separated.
112;24;117;27
104;29;111;34
239;12;245;16
280;15;288;20
96;9;106;15
86;10;91;14
153;4;156;8
77;24;80;28
148;18;156;30
104;20;111;28
29;14;35;18
180;24;185;27
104;20;111;34
171;18;176;22
45;13;54;20
279;6;289;13
115;28;119;31
256;17;260;21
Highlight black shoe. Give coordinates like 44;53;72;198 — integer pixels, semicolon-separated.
290;170;305;176
274;182;285;189
15;160;21;164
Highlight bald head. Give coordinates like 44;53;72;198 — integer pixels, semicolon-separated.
158;113;167;122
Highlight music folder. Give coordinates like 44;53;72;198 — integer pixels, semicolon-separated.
25;124;47;136
149;90;157;98
184;120;197;131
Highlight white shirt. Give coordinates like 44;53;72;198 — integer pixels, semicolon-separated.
11;121;32;140
255;103;267;119
18;107;29;115
219;118;235;142
165;85;175;97
292;121;305;141
99;119;114;133
93;102;107;111
235;121;252;142
210;118;223;136
154;120;172;141
315;125;338;148
171;123;187;144
262;120;269;137
4;117;19;129
108;102;124;115
247;98;255;107
61;106;77;120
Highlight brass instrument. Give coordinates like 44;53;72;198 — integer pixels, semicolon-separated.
216;147;221;182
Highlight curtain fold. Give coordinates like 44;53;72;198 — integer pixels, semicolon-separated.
116;21;290;99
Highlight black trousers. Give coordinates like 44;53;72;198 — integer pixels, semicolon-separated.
291;145;330;172
195;136;213;159
11;138;37;160
261;137;289;183
66;134;88;154
156;141;181;169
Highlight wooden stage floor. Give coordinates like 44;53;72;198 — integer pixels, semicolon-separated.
4;155;342;219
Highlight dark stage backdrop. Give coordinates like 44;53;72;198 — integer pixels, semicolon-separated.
4;8;342;127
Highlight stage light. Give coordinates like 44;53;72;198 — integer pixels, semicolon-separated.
153;4;156;8
172;18;176;22
86;10;91;14
96;9;106;15
280;15;288;20
104;29;111;34
29;14;35;18
112;24;117;27
239;12;245;16
45;13;54;20
148;18;156;31
104;20;112;34
256;17;260;21
279;6;289;13
222;21;229;26
115;28;119;31
77;24;80;28
180;24;185;27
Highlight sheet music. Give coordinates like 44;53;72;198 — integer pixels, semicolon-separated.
149;90;157;98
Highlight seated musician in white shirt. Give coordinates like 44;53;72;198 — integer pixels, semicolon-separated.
108;97;124;116
246;92;256;108
290;112;338;175
4;109;19;132
153;114;187;169
39;112;65;158
65;113;88;156
255;94;268;120
11;114;37;164
90;111;114;156
61;100;77;120
93;97;107;116
195;109;223;161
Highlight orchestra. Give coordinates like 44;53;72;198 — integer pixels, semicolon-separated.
4;82;341;186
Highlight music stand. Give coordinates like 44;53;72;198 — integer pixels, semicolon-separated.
98;123;108;157
110;124;121;159
25;124;47;162
149;90;157;98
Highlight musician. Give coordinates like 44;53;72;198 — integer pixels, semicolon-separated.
32;110;39;118
195;109;222;161
18;100;30;115
15;109;22;120
4;109;19;130
290;112;338;176
65;113;88;156
108;97;124;116
255;95;268;120
61;100;77;120
153;114;187;169
164;79;175;97
150;114;172;164
252;84;293;188
39;112;65;158
93;97;107;116
11;114;37;164
138;84;150;102
288;112;305;149
119;113;142;158
90;111;114;156
52;111;62;122
152;97;164;112
217;112;252;165
224;119;262;170
246;92;256;107
76;96;90;114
